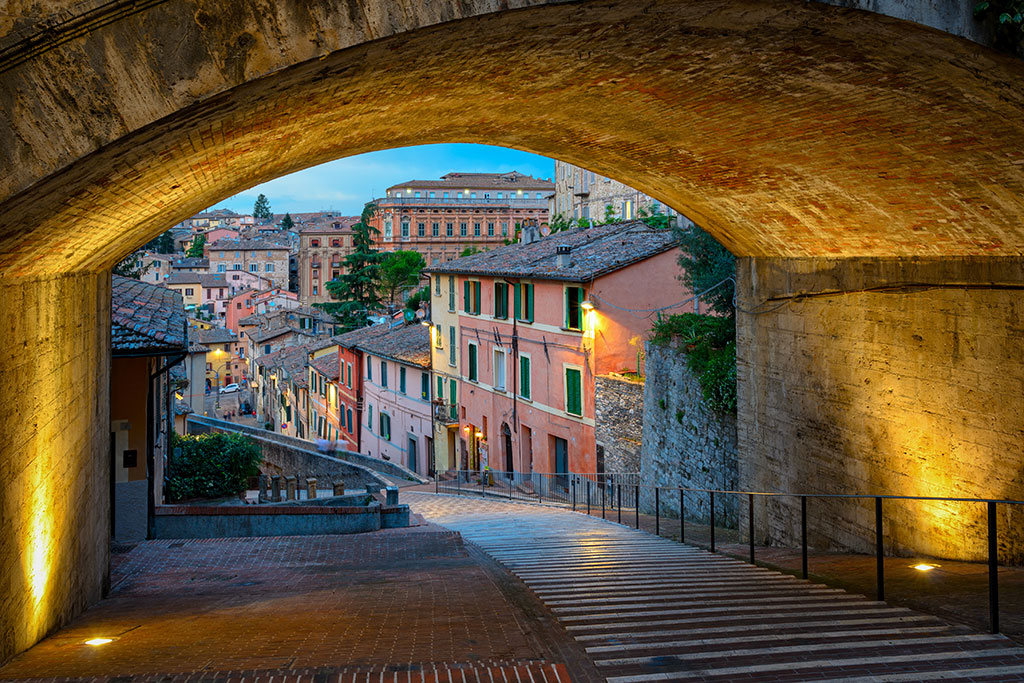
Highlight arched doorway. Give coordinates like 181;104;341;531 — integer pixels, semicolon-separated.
502;423;513;474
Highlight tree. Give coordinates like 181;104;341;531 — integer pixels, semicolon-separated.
672;221;735;317
405;285;430;312
113;253;151;280
378;250;426;305
145;230;175;254
280;213;294;230
603;204;618;224
638;206;672;230
316;203;383;331
253;194;272;220
185;234;206;258
459;245;485;257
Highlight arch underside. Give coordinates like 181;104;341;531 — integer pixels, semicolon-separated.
1;0;1023;277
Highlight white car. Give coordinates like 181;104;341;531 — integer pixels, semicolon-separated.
219;383;240;394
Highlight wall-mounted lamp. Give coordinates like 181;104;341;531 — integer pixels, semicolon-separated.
581;300;595;311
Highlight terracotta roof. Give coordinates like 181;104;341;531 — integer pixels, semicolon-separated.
333;323;389;350
207;238;291;251
196;328;237;345
426;221;677;282
351;323;430;369
249;325;315;344
174;399;194;416
171;257;209;269
298;216;360;233
111;275;187;355
309;353;340;381
256;345;312;389
239;306;334;328
386;171;554;192
164;273;235;288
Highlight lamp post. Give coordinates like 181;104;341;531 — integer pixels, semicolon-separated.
210;348;237;412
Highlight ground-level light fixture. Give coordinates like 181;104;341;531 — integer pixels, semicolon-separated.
84;637;113;646
912;563;939;572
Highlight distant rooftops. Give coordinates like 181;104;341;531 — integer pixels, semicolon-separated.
427;221;678;282
309;354;340;381
111;276;187;355
196;327;238;345
207;237;291;251
386;171;553;193
342;323;430;369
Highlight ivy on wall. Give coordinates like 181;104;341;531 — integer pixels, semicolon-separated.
650;313;737;414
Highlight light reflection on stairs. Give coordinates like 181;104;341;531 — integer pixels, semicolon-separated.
407;492;1024;682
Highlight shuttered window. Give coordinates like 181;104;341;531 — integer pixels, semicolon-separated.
519;356;531;400
565;367;582;416
468;343;478;382
514;283;534;322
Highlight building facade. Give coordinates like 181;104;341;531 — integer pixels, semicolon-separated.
551;161;677;224
206;238;291;289
296;216;358;306
427;221;690;477
368;172;553;265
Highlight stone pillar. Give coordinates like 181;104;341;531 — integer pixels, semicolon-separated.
333;480;345;496
0;273;111;664
305;478;317;500
736;256;1024;562
285;476;297;501
271;475;281;502
385;486;399;506
258;474;268;501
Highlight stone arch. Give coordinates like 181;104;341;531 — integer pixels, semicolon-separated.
3;0;1024;666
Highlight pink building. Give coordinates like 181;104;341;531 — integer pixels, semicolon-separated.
427;220;690;476
353;324;433;476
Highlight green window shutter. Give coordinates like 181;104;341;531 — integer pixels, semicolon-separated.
437;376;444;400
526;284;534;322
566;368;582;415
400;367;406;393
464;280;470;313
494;282;502;318
513;284;521;320
469;344;477;381
473;281;481;315
449;379;457;419
421;372;429;400
520;356;531;400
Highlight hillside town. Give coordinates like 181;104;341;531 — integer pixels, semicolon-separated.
117;164;697;491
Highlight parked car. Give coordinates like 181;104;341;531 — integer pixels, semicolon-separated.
219;383;240;394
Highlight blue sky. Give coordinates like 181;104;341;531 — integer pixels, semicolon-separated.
213;144;556;216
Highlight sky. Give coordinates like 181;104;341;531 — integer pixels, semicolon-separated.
212;144;556;217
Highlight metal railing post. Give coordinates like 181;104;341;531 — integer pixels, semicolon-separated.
989;500;999;634
572;479;576;512
801;495;808;579
710;491;716;553
587;480;591;516
617;484;622;524
875;496;884;602
602;483;606;519
634;484;640;529
655;487;660;536
457;472;461;497
435;475;438;494
680;488;685;544
748;493;755;564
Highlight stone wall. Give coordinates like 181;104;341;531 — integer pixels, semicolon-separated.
186;417;390;490
737;257;1024;563
595;374;645;475
639;342;739;524
0;273;111;666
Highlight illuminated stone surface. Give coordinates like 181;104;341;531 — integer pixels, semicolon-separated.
1;0;1023;668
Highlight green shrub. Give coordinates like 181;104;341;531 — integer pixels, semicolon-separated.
167;432;262;501
650;313;737;414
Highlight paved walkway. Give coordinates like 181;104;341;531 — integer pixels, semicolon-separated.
407;492;1024;682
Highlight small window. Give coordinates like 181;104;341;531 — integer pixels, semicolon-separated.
493;348;506;391
264;344;271;354
519;355;531;400
418;222;425;237
380;360;388;388
446;223;454;237
436;375;444;401
399;366;406;394
432;222;439;237
487;222;495;236
473;223;481;237
448;276;455;311
346;362;352;388
448;327;456;366
565;367;583;416
367;358;372;381
429;192;436;198
468;343;478;382
494;282;508;319
443;192;449;199
434;275;441;296
265;263;274;272
434;323;443;348
421;372;429;400
332;239;340;247
463;280;481;315
565;286;584;330
514;283;534;323
379;412;391;441
460;223;467;237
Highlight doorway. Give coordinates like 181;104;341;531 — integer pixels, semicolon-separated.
407;436;417;473
502;423;513;474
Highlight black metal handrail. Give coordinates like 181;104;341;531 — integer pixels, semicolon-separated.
435;469;1016;635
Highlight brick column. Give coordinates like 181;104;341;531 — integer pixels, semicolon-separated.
736;256;1024;562
0;272;111;664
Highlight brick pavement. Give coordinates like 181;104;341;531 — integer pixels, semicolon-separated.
0;525;581;682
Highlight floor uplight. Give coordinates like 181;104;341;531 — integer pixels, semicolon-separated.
85;638;112;646
912;563;938;572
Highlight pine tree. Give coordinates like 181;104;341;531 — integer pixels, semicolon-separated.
315;203;383;331
186;234;206;258
280;213;294;230
253;194;272;220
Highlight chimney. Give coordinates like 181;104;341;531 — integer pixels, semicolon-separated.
556;245;571;268
520;220;541;245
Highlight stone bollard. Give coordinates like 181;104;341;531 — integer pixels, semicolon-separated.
258;474;268;501
306;478;317;500
271;475;282;502
385;486;398;506
333;480;345;496
285;476;297;501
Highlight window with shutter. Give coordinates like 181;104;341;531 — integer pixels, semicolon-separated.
473;281;481;315
464;280;470;313
519;356;531;400
565;367;582;416
566;287;584;330
436;376;444;401
400;366;406;394
468;343;478;382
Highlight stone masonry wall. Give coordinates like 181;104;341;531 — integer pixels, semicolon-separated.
595;374;644;475
0;273;111;666
737;257;1024;563
639;342;739;524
